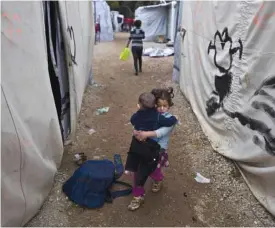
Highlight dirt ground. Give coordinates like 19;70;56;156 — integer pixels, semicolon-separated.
27;33;275;227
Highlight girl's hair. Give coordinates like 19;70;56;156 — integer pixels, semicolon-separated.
151;87;174;107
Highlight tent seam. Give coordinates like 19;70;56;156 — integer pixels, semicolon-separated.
1;86;27;226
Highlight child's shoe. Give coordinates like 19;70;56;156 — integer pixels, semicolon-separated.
128;196;144;211
152;180;162;193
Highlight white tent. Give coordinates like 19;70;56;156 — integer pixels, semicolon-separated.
179;1;275;216
135;1;177;42
94;0;114;41
1;1;94;226
111;10;124;32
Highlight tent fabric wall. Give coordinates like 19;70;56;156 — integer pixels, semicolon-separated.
1;2;63;226
1;1;94;226
167;1;177;42
135;2;177;42
175;0;184;39
167;5;173;41
59;1;95;114
135;4;169;41
172;1;184;83
179;1;275;216
94;0;114;41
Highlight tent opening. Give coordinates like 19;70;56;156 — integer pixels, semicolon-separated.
43;1;71;142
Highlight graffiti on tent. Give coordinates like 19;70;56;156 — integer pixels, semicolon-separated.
206;27;243;117
206;27;275;155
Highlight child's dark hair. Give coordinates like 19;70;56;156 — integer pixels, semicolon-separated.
151;87;174;107
134;20;142;28
138;92;156;109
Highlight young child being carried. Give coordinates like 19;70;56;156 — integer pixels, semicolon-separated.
125;92;178;211
134;87;177;193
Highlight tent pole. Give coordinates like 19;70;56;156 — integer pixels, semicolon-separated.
93;1;97;45
174;1;180;41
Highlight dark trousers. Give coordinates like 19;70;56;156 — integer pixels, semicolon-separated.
125;137;160;186
95;32;100;43
131;46;143;73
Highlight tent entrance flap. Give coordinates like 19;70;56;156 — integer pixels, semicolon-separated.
43;1;71;141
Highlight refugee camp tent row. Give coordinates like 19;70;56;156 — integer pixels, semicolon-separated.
93;0;114;41
178;1;275;216
135;1;177;42
1;1;95;226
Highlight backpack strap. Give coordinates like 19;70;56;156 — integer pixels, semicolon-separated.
111;180;132;199
113;154;124;179
110;154;132;199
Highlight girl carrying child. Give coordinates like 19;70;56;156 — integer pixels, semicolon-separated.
125;88;177;211
125;91;177;211
135;87;176;193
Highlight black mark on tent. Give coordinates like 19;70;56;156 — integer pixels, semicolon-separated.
252;101;275;119
61;92;70;120
206;27;243;117
223;76;275;156
67;26;77;65
206;28;275;155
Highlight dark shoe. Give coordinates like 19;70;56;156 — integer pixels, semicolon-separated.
135;72;138;76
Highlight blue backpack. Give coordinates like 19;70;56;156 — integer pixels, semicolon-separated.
62;154;132;208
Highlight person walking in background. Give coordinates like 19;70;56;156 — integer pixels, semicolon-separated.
126;20;145;76
95;16;101;44
122;17;134;32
